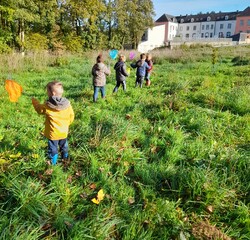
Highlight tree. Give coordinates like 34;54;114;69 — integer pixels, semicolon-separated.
127;0;155;49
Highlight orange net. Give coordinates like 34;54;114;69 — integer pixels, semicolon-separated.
5;80;23;102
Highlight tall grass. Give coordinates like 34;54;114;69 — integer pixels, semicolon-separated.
0;45;249;239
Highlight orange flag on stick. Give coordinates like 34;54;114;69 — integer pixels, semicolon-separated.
5;80;23;102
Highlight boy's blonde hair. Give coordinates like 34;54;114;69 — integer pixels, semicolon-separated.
46;81;63;97
146;53;152;59
119;54;126;62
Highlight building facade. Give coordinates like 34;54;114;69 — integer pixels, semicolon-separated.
138;7;250;52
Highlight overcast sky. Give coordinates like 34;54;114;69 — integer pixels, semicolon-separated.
153;0;250;19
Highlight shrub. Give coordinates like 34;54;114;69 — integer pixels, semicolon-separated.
0;40;12;54
63;35;84;53
25;33;48;52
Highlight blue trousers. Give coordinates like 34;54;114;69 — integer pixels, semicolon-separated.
113;81;126;92
93;86;106;102
48;139;68;165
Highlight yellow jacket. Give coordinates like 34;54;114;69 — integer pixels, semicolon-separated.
32;97;74;140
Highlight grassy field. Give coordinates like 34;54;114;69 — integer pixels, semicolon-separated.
0;45;249;239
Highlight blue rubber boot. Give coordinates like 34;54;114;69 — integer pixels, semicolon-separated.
51;154;58;165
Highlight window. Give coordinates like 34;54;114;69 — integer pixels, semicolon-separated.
226;32;231;37
219;32;224;38
186;26;189;30
186;33;189;38
228;23;232;29
193;26;196;30
210;33;213;38
240;20;244;26
225;15;229;20
205;32;209;38
206;25;209;30
191;18;194;22
211;25;214;29
207;16;211;21
220;24;223;29
202;25;205;30
201;33;204;38
181;19;184;23
248;20;250;26
141;31;148;41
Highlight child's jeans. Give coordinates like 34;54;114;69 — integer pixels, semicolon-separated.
113;81;126;92
135;76;144;88
93;86;105;102
48;139;68;165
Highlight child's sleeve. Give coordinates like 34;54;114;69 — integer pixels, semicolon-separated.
104;65;111;76
130;63;136;68
122;65;129;77
32;98;46;115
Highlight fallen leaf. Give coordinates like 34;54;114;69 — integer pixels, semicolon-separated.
125;114;131;119
67;176;73;183
45;169;53;175
0;159;8;164
206;205;214;213
89;183;97;190
9;152;21;158
128;197;135;205
91;189;105;204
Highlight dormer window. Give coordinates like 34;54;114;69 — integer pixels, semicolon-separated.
207;16;211;21
181;19;184;23
191;18;194;22
225;15;229;20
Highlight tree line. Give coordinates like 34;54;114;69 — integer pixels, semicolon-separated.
0;0;154;53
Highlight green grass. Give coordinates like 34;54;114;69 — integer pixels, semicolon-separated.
0;46;249;239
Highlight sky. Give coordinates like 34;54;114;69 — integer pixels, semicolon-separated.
153;0;250;20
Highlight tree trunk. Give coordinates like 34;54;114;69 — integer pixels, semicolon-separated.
19;19;25;52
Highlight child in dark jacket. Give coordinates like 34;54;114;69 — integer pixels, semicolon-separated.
113;54;129;93
130;53;149;88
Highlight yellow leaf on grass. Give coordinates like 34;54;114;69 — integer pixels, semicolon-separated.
91;198;100;204
9;152;21;158
0;159;8;164
91;189;105;204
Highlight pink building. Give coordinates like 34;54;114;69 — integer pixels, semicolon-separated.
235;7;250;34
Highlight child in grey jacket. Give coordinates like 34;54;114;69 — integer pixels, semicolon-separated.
92;54;110;102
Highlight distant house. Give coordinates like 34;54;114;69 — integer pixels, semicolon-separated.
138;7;250;52
138;14;178;52
235;7;250;34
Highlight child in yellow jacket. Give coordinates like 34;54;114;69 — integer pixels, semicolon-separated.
32;81;74;165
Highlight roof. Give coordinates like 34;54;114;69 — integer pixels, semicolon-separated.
156;8;247;24
156;14;178;23
176;11;239;23
238;7;250;16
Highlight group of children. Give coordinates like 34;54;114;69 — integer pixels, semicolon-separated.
91;53;153;102
32;52;153;166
